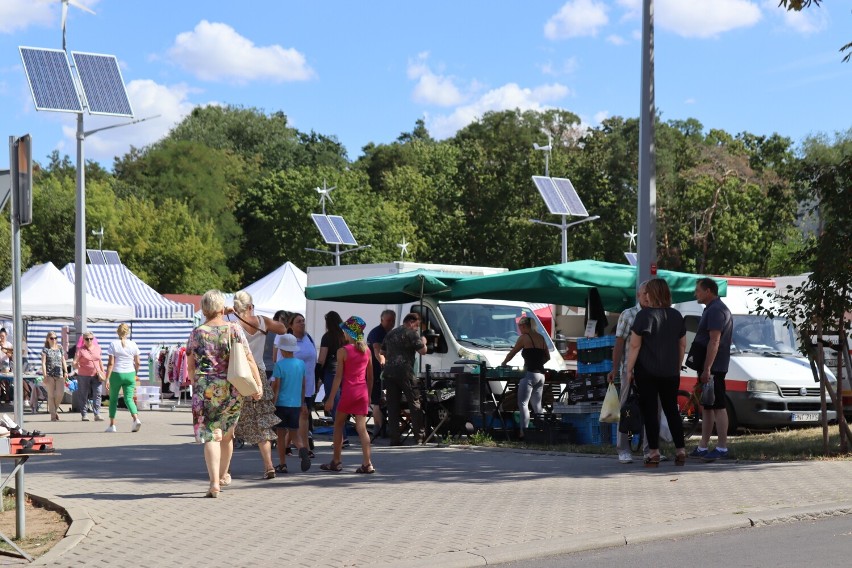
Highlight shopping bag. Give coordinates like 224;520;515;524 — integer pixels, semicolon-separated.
659;410;673;443
599;383;620;423
685;341;707;372
227;331;261;397
700;377;715;406
618;384;643;434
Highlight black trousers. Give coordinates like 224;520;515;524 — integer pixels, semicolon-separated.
384;372;424;444
635;374;685;450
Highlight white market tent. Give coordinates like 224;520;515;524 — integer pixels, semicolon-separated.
240;261;307;318
0;262;134;322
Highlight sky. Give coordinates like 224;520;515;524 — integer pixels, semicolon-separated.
1;0;850;169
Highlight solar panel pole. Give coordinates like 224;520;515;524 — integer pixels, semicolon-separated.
74;112;87;339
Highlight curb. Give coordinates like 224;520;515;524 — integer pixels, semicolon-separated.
382;500;852;568
25;493;94;566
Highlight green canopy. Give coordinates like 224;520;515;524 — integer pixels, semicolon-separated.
448;260;727;312
305;269;469;304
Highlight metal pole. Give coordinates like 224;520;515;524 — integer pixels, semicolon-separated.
637;0;657;289
9;136;25;538
560;215;568;263
74;113;87;339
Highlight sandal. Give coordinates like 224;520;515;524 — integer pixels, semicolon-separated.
674;453;686;467
264;469;276;479
220;473;232;486
299;447;312;472
320;460;343;472
205;486;220;498
274;464;288;474
643;455;661;468
355;464;375;474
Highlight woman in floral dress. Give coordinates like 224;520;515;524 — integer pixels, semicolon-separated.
187;290;262;498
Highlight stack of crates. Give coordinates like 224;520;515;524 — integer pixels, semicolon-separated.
576;336;616;402
558;403;617;445
135;385;161;410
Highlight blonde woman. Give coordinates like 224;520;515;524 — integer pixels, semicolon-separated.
103;324;141;433
187;290;262;498
231;291;288;479
41;332;68;421
500;316;548;442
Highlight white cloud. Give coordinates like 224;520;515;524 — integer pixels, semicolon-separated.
545;0;610;39
407;53;464;106
0;0;53;33
167;20;314;84
617;0;762;39
539;57;580;76
61;80;199;162
593;110;609;124
684;97;697;105
606;34;627;46
427;82;570;139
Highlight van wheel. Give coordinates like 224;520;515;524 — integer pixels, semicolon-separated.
725;398;738;436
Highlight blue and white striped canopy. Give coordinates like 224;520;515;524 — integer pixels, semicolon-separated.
62;263;194;319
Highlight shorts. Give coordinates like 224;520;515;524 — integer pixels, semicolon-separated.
370;371;383;405
703;371;727;410
275;406;300;430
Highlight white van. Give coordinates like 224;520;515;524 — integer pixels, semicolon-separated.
306;263;564;393
675;277;837;433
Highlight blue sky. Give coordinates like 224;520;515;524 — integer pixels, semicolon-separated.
2;0;850;168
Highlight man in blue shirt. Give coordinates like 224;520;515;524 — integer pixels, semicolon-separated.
366;310;395;439
690;278;734;461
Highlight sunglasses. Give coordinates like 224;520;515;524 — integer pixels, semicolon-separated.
48;336;56;340
84;337;93;341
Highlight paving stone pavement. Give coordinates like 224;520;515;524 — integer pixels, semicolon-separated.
7;407;852;567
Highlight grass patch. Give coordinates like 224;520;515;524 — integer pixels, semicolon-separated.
459;426;852;461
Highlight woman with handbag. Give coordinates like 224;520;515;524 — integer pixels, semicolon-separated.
231;292;287;480
624;278;688;467
187;290;262;498
103;323;142;433
73;332;106;423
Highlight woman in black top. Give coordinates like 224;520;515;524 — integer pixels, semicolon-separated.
318;311;349;446
501;316;549;441
625;278;687;467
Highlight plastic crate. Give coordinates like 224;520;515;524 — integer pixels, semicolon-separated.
577;346;614;363
553;401;602;414
577;360;613;374
561;412;602;445
581;373;609;387
577;336;616;349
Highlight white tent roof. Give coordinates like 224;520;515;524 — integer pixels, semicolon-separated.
240;262;307;318
0;262;135;321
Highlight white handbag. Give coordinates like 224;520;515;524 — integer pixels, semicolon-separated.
227;329;261;397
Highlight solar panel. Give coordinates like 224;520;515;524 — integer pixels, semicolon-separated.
624;252;638;266
71;52;133;117
328;215;358;246
102;250;122;265
532;176;570;215
551;177;589;217
19;47;82;113
87;249;106;265
312;214;342;244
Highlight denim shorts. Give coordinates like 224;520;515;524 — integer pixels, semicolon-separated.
275;406;300;430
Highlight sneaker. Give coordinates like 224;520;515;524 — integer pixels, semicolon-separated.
81;416;89;422
132;419;142;433
94;415;103;422
342;439;351;449
618;451;633;464
702;448;732;462
105;425;117;433
644;453;667;462
688;448;708;459
23;400;30;408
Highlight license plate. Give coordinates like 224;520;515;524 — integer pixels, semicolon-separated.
791;412;820;422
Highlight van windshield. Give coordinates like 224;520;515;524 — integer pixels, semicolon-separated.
732;315;798;355
439;303;554;351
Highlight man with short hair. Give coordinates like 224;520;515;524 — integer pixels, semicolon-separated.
367;309;396;439
381;313;427;446
689;277;734;461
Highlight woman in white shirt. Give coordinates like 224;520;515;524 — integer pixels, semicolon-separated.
103;323;142;433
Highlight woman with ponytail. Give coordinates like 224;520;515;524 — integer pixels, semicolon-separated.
103;323;142;433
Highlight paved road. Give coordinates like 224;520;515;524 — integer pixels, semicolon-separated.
7;407;852;567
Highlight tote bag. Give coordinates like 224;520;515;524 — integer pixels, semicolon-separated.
685;341;706;372
227;329;261;397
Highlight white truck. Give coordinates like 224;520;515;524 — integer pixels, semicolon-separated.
675;276;838;433
306;262;565;380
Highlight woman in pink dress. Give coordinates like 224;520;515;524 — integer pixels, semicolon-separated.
322;316;374;473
